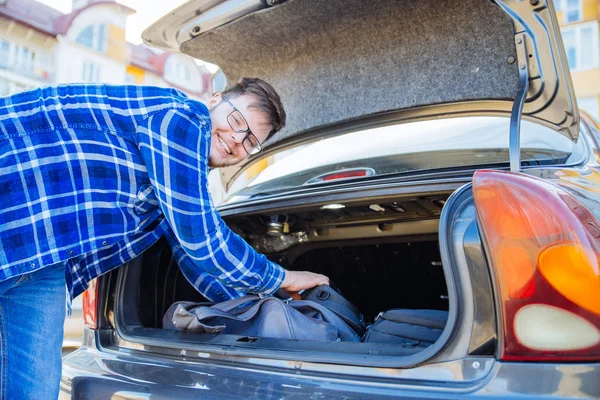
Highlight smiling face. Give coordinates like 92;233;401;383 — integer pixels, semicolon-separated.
208;93;272;168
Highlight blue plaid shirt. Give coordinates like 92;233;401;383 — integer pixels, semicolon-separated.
0;84;285;301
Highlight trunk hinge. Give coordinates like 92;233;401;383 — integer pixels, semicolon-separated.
509;33;529;172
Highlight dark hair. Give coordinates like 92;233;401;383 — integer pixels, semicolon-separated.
222;77;286;139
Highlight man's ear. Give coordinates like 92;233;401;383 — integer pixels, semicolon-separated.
208;93;222;110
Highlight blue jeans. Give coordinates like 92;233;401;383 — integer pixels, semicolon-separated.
0;262;66;399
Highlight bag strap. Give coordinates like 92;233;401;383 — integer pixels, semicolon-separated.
210;294;261;312
192;296;278;323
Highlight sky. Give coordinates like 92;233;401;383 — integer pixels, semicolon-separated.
35;0;187;45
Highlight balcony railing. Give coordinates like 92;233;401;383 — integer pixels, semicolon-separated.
0;60;55;82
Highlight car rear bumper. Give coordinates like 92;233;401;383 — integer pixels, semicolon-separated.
61;333;600;399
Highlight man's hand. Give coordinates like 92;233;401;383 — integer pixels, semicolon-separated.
280;270;330;299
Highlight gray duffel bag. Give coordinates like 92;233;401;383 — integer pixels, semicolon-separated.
163;295;360;342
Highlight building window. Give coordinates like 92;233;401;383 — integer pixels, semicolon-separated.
7;45;36;73
76;25;107;53
556;0;583;24
561;22;599;70
19;47;35;73
166;59;192;82
173;62;189;80
97;24;106;53
564;0;582;24
0;40;9;68
82;61;101;82
562;30;577;67
76;26;94;48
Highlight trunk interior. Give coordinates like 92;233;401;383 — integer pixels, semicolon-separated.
111;194;454;362
135;236;448;329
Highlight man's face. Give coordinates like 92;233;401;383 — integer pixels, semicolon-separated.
208;93;271;168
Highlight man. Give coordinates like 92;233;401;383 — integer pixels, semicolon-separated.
0;78;329;399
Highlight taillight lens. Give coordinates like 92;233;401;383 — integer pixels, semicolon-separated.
82;278;98;329
304;168;375;185
322;170;369;181
473;170;600;361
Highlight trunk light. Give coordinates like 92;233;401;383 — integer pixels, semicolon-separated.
321;203;345;210
473;170;600;361
82;278;98;329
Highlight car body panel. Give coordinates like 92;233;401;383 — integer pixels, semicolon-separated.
61;334;600;399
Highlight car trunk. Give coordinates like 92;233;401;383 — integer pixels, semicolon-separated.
135;236;448;329
108;191;468;366
114;0;581;365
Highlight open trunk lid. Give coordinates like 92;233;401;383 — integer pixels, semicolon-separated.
143;0;579;148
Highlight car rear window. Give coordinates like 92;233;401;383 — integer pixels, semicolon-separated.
223;116;584;203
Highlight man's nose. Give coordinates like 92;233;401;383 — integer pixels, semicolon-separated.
231;131;246;144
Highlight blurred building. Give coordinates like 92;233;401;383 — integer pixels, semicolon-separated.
0;0;212;100
556;0;600;120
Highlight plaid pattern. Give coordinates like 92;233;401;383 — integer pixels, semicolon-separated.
0;84;285;300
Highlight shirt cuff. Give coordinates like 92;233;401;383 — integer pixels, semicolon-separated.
253;260;286;297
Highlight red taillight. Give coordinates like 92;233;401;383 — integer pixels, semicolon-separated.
473;170;600;361
82;278;98;329
305;168;375;185
322;170;368;181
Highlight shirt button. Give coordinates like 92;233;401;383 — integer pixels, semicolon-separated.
70;250;75;256
102;241;107;246
31;263;35;267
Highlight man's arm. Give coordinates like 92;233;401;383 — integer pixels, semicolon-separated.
136;107;327;297
164;228;247;301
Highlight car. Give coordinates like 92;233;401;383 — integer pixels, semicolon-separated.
60;0;600;398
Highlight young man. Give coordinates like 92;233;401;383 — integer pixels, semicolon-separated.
0;78;328;399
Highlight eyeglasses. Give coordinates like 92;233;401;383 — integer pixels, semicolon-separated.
221;94;263;156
